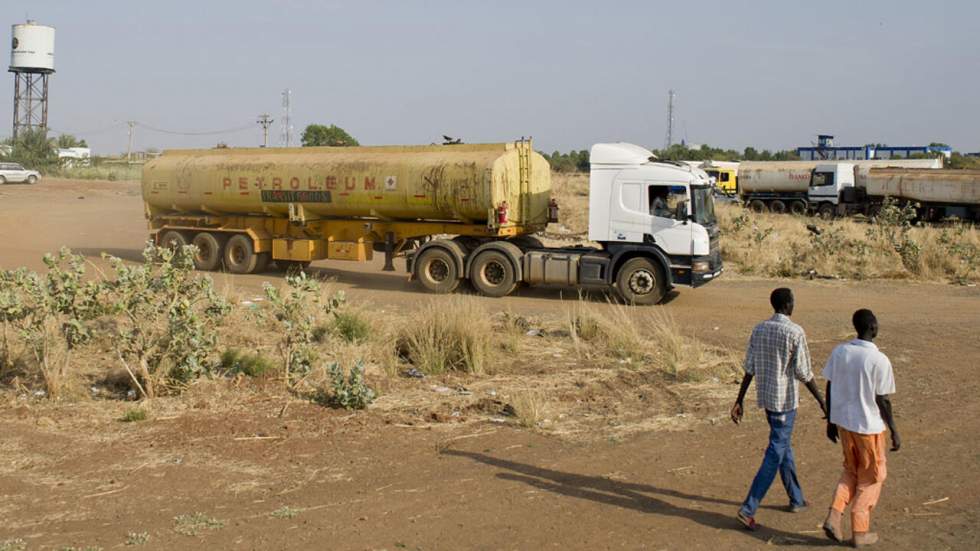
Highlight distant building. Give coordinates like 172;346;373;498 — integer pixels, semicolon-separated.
797;134;952;161
58;147;92;167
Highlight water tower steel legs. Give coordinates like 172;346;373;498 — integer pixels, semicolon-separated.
11;72;50;139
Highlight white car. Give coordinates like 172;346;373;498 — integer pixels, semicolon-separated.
0;162;40;184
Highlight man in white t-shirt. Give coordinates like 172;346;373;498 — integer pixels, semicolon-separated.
821;309;901;547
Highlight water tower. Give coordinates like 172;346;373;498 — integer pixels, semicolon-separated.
9;20;55;139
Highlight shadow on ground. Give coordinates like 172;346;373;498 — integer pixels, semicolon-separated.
443;449;832;547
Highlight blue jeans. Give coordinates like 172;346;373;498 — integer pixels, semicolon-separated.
740;408;805;517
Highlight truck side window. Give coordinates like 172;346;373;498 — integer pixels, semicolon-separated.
719;173;729;182
811;171;835;187
648;185;685;218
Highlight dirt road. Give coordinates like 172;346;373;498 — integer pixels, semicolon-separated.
1;179;979;549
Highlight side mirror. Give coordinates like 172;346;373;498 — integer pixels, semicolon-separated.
675;200;689;221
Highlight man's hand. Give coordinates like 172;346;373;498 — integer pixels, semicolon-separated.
730;402;744;425
891;432;901;452
826;422;838;444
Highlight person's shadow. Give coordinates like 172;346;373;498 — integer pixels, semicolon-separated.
442;449;832;546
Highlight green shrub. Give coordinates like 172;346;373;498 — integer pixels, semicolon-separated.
120;408;147;422
332;311;371;343
220;349;274;377
314;361;375;410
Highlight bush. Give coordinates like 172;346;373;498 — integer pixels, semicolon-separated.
220;349;275;377
263;272;345;388
103;243;230;398
120;407;147;422
332;311;371;343
396;297;492;374
314;361;375;410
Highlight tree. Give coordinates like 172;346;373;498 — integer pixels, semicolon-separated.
5;129;58;170
301;124;359;147
56;134;88;149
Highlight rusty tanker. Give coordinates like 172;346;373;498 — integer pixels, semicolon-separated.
141;140;723;304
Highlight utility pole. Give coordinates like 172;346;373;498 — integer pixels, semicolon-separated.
280;89;292;147
126;120;136;162
664;89;675;149
257;114;274;147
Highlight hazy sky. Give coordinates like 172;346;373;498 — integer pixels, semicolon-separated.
4;0;979;155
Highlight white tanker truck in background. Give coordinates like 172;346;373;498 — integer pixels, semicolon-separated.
736;158;980;221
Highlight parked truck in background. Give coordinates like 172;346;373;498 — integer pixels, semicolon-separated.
141;140;722;304
737;158;945;218
738;160;979;221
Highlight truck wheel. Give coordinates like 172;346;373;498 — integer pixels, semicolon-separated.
817;203;835;220
470;250;518;298
616;257;666;305
26;175;37;185
224;234;266;274
789;201;807;215
748;199;768;213
159;230;188;251
0;176;6;184
191;232;225;271
415;247;460;294
770;200;787;214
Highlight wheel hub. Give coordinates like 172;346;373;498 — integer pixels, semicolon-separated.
483;261;506;285
628;269;655;295
428;259;449;282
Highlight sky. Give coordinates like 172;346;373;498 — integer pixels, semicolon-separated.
3;0;979;155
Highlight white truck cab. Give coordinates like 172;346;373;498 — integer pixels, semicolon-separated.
587;143;723;292
809;163;855;205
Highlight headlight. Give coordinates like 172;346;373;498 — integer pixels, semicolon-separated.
692;260;710;272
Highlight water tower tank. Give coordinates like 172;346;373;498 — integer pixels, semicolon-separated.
9;21;55;73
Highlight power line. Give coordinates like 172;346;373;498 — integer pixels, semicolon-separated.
135;121;255;136
257;114;274;148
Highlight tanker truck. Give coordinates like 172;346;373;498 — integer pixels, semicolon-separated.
737;158;943;217
141;140;722;305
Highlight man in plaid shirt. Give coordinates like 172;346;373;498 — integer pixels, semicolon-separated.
731;288;827;531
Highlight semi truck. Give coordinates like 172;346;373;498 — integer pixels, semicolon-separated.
141;140;722;305
738;161;979;221
737;158;944;218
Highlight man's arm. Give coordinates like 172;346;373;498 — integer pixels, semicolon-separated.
825;381;838;443
876;394;901;451
795;334;827;416
731;373;753;424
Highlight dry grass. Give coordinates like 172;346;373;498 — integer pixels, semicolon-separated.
395;296;493;375
717;204;980;283
509;388;548;428
565;299;740;380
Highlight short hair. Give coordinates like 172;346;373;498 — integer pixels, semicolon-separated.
852;309;877;334
770;288;793;311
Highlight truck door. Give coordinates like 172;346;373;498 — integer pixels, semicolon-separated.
808;169;838;204
645;183;693;255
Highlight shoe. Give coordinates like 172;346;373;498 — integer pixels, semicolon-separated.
853;532;879;547
823;509;844;542
788;501;809;513
737;510;759;531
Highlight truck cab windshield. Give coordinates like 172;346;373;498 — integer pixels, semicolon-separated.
691;186;717;225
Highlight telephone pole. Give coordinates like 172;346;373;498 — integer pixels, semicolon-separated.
126;120;136;162
257;114;274;147
664;89;675;149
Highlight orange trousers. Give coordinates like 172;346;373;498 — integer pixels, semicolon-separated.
830;427;888;533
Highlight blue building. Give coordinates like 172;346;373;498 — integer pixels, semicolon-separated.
797;135;951;161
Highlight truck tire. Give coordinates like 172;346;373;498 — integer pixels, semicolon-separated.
0;176;6;184
469;249;518;298
748;199;768;213
224;234;267;274
159;230;188;251
191;232;225;271
415;246;461;294
817;203;835;220
26;175;37;185
770;200;787;214
615;257;666;305
789;200;807;215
